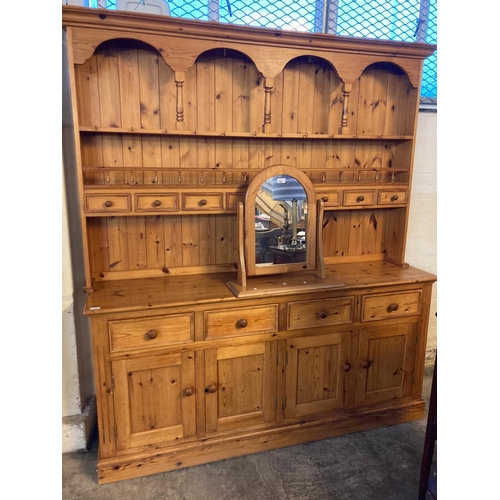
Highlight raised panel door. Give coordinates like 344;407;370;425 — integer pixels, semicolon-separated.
112;351;196;451
355;323;417;406
205;341;277;435
285;332;352;419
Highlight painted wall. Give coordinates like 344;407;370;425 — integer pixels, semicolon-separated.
61;110;438;452
406;111;438;354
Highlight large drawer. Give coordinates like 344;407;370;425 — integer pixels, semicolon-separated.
287;297;354;330
108;313;194;353
204;305;278;339
361;290;421;322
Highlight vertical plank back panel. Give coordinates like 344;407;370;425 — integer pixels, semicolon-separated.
118;40;141;129
96;42;122;128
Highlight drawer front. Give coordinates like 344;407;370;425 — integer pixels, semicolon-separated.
84;194;131;213
287;297;354;330
204;305;278;339
377;190;408;205
226;193;246;210
343;190;376;207
361;290;421;322
135;194;178;212
109;313;194;353
317;191;341;207
182;193;224;211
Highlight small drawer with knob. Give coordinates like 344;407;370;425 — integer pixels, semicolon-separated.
182;193;224;211
135;194;178;212
361;290;422;322
342;190;376;207
108;313;194;353
84;194;131;213
287;297;354;330
204;305;278;339
316;191;341;207
377;190;408;205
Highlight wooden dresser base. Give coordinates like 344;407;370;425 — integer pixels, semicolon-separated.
97;400;425;484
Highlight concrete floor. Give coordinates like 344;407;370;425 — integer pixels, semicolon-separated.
62;366;436;500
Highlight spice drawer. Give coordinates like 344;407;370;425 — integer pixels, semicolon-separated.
343;190;376;206
287;296;354;330
135;194;178;212
182;193;224;211
377;190;408;205
84;194;131;213
204;305;278;339
316;191;341;207
361;290;421;322
108;313;194;353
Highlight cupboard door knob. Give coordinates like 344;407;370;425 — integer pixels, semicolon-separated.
322;196;329;202
361;360;371;369
316;310;328;319
205;384;217;393
387;303;399;312
356;196;365;202
146;329;157;340
390;195;399;201
237;318;248;328
199;199;207;206
153;200;161;207
184;387;194;397
105;201;112;207
343;362;351;372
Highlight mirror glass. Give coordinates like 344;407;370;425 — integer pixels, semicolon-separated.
254;175;307;266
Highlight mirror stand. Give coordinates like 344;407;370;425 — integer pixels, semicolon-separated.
226;169;344;297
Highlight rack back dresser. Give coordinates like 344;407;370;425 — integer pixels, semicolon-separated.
62;5;436;484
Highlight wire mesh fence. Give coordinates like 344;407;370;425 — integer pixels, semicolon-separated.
89;0;437;104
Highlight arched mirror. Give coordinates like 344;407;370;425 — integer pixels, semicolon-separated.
244;165;318;277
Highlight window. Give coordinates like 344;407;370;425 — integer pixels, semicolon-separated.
88;0;437;105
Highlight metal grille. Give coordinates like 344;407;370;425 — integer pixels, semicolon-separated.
91;0;437;104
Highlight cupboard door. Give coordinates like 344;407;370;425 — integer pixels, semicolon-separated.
112;351;196;451
285;332;351;419
205;342;277;435
355;323;417;406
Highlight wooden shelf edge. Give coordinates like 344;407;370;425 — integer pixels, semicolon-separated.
79;126;413;141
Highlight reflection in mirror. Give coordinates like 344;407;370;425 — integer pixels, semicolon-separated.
254;175;307;266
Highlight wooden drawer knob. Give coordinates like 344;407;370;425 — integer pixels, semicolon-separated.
205;384;217;393
316;310;328;319
104;200;113;207
237;318;248;328
361;360;371;369
390;195;399;201
342;362;351;372
387;303;399;312
184;387;194;397
153;200;161;207
356;196;365;202
199;199;207;206
322;196;329;202
146;329;157;340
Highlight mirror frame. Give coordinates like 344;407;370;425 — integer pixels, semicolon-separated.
244;165;317;277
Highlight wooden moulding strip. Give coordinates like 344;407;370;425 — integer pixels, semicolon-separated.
78;127;413;141
96;400;425;483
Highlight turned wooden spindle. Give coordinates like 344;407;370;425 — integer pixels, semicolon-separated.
175;71;185;130
340;83;352;134
263;77;274;133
